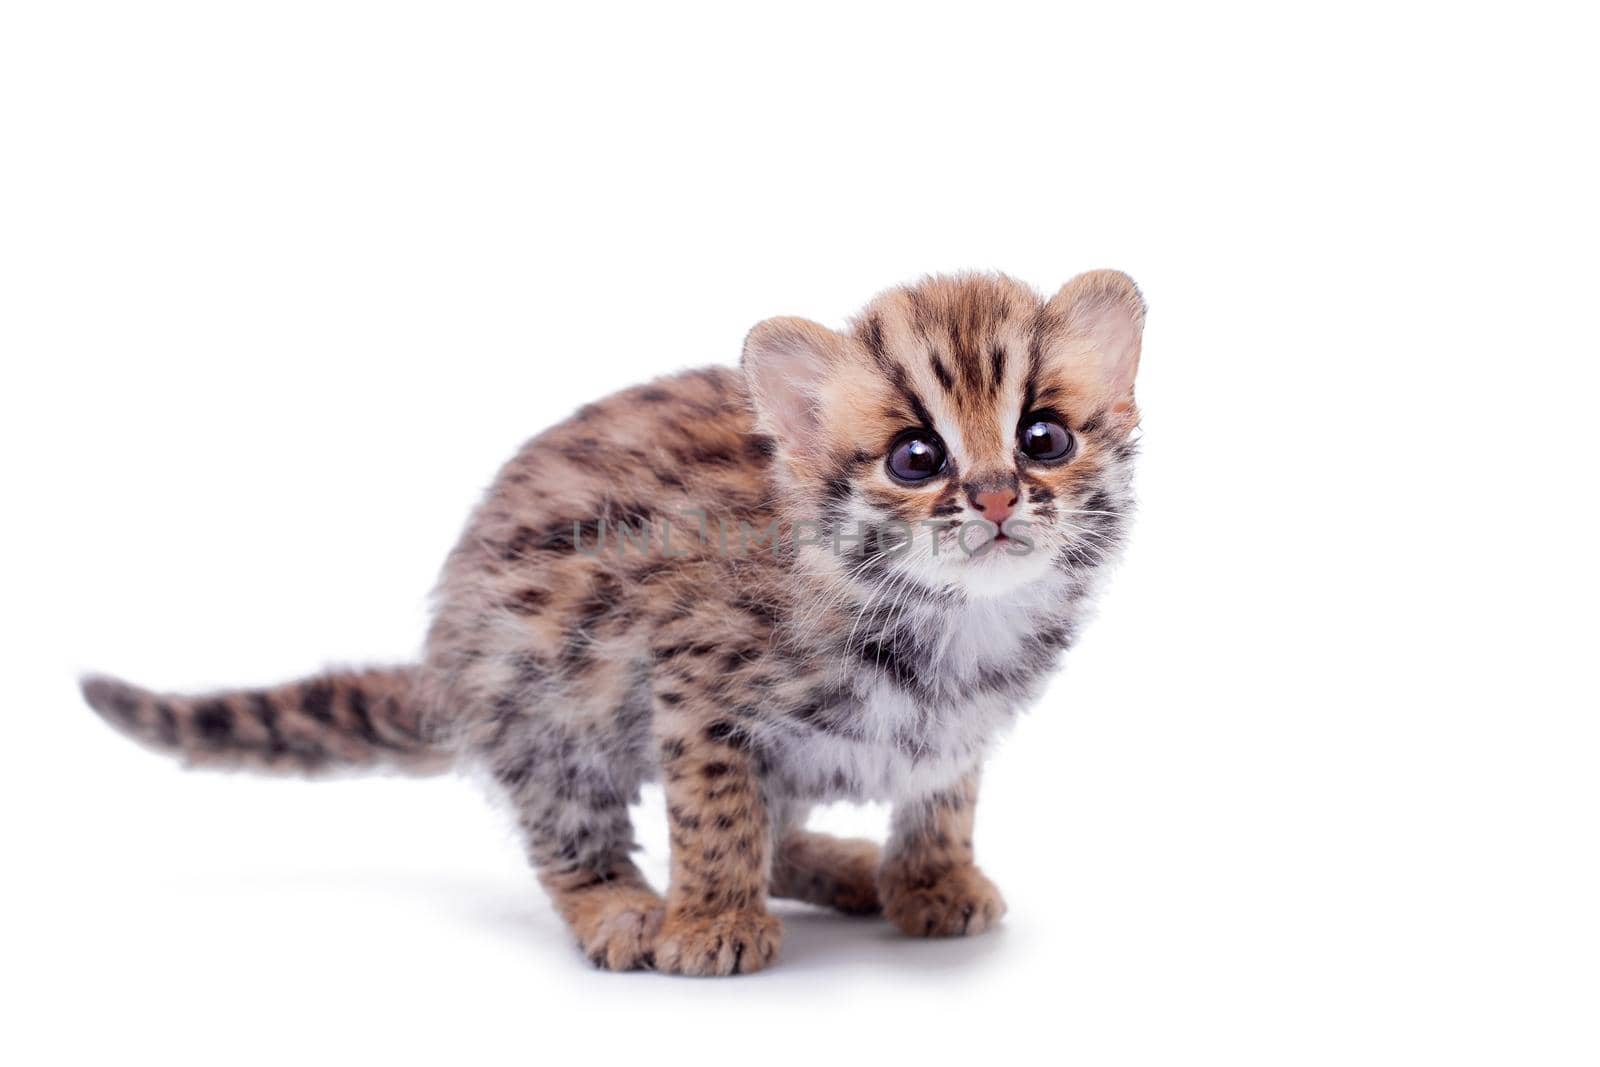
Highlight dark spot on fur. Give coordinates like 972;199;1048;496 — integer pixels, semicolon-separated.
711;722;758;758
345;687;397;748
505;587;549;615
497;757;534;791
1082;490;1115;514
192;701;232;745
653;642;718;662
676;443;737;467
733;594;781;629
243;694;289;756
300;683;335;724
607;500;655;528
854;633;923;694
720;648;758;673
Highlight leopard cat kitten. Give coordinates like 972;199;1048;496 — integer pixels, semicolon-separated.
81;270;1145;976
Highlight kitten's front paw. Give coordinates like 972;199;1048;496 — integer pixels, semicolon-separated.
653;910;782;976
880;864;1007;937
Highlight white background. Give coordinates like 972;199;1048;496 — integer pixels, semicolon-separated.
2;2;1596;1064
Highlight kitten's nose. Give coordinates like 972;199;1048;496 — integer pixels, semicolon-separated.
972;487;1019;525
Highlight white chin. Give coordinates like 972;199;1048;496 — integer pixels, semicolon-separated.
946;542;1056;598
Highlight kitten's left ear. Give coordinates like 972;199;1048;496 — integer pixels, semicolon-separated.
1046;270;1146;410
741;316;853;447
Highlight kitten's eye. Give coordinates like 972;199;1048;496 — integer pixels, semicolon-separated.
1018;415;1074;463
886;431;947;483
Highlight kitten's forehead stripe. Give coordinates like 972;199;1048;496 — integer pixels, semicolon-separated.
862;313;890;369
891;372;936;431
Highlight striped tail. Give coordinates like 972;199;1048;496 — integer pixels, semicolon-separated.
79;666;453;775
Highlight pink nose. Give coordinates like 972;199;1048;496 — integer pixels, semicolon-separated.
974;488;1018;525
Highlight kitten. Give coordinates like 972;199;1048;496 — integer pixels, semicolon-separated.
81;270;1145;976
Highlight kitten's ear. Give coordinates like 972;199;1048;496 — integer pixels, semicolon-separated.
741;316;852;445
1046;270;1146;409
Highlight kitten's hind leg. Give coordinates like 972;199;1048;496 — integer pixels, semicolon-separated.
539;861;664;971
771;828;882;916
488;726;663;971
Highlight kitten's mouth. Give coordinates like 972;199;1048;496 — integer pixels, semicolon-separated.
966;525;1009;556
959;517;1037;561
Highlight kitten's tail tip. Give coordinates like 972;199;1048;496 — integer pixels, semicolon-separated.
79;673;128;713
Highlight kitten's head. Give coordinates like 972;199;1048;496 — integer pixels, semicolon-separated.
742;271;1143;600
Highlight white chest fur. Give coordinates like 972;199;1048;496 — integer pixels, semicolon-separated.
772;584;1070;804
805;681;1018;800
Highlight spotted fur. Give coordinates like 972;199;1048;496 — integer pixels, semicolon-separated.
80;270;1146;976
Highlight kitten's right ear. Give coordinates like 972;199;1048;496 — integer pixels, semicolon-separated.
1046;270;1147;411
741;317;852;446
